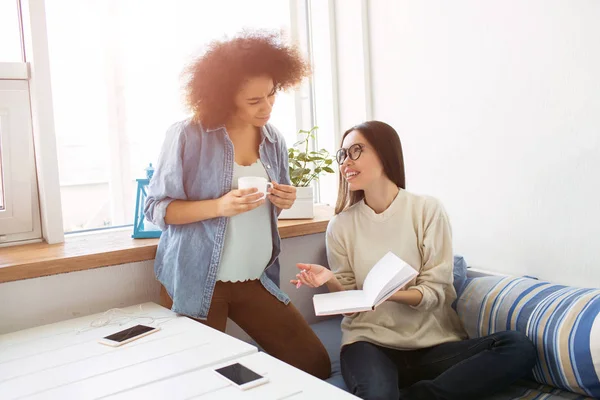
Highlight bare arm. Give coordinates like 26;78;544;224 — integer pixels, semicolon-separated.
164;189;265;225
388;289;424;307
164;199;220;225
324;275;345;293
291;267;346;294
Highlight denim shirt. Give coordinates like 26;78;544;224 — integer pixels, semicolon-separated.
144;119;291;319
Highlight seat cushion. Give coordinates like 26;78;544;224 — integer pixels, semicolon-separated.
456;276;600;398
310;316;348;391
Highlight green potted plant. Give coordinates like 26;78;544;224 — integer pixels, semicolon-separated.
279;126;336;219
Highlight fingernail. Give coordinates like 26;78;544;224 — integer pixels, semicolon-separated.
296;281;302;288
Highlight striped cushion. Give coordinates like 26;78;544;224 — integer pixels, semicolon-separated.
456;276;600;398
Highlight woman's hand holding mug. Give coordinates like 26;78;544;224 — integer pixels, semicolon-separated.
217;188;265;217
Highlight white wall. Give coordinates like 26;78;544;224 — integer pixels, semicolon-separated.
5;0;600;335
363;0;600;287
0;234;328;335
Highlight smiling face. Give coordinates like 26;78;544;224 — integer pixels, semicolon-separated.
232;75;276;128
339;129;386;192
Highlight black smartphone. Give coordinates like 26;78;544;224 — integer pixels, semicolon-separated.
98;324;160;347
214;362;269;390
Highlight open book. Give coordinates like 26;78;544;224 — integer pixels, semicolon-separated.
312;252;419;316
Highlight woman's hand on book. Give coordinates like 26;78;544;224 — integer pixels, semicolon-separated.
387;288;424;307
291;263;334;288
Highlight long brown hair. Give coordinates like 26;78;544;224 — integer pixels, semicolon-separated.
334;121;406;214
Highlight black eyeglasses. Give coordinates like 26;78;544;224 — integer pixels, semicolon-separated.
336;143;364;165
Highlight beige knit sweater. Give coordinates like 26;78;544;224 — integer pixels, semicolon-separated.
327;189;467;350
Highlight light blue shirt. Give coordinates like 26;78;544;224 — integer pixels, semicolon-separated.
217;160;273;282
144;119;291;319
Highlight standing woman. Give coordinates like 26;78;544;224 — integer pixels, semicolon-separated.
145;30;330;379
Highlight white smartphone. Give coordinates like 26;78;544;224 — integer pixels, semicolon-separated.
214;362;269;390
97;324;160;347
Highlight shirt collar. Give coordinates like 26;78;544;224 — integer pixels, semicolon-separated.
205;123;277;144
260;125;277;144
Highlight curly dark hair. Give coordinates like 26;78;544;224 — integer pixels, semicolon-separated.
183;29;311;129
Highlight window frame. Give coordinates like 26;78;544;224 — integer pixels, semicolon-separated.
0;79;41;244
0;0;60;246
17;0;64;245
2;0;345;246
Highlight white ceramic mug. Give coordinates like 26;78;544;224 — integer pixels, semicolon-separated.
238;176;273;201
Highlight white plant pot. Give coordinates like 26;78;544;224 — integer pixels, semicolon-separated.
278;186;314;219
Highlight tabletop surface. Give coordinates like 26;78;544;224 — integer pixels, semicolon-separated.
0;302;356;399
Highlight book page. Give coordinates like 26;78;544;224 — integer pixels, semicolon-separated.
313;290;369;316
373;272;418;307
375;259;419;302
363;252;410;305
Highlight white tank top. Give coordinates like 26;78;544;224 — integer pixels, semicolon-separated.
217;160;273;282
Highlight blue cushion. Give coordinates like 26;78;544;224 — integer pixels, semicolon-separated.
456;275;600;398
452;255;468;298
310;316;348;391
452;255;468;310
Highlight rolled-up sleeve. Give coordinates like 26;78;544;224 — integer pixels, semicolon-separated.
144;124;187;230
409;198;454;312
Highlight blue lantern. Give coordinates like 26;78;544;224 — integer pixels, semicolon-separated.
132;163;162;239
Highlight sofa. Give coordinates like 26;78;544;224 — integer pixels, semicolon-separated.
309;256;599;399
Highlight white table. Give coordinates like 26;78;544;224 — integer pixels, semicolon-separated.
0;302;357;399
0;302;255;399
106;352;358;400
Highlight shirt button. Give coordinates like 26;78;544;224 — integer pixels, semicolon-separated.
267;165;271;169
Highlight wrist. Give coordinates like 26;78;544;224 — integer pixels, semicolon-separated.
325;275;343;292
389;289;423;306
212;198;224;218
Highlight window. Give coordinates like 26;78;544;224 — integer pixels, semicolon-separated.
305;0;341;207
0;0;23;212
0;81;40;242
0;0;41;244
0;0;23;62
44;0;299;233
1;0;336;244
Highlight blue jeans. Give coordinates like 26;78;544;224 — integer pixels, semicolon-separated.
340;331;537;400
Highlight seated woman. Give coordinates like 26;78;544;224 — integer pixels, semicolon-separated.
293;120;536;399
